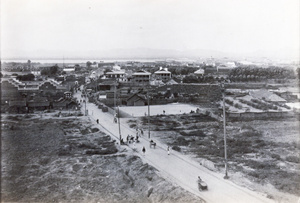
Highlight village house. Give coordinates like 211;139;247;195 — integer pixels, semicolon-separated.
105;70;127;82
132;70;151;85
1;78;68;111
63;65;76;73
154;67;172;81
126;93;147;106
194;68;205;76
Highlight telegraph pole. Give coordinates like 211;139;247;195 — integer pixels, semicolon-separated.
147;88;150;139
221;82;229;179
84;89;87;116
118;106;121;144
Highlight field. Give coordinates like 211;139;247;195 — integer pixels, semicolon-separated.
128;113;300;202
119;103;199;117
1;113;204;203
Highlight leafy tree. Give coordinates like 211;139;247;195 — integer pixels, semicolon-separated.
16;73;35;81
41;65;59;76
86;61;92;68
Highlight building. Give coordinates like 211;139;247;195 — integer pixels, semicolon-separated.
1;78;67;103
194;68;205;76
63;65;75;72
132;70;151;85
126;93;147;106
154;67;172;81
105;70;127;82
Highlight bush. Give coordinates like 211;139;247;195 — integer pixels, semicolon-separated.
91;128;99;133
241;124;254;131
286;155;300;163
129;124;137;128
180;130;206;137
244;160;278;170
172;146;181;152
172;137;190;146
271;153;281;160
241;130;261;137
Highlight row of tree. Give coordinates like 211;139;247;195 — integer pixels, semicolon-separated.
228;67;296;81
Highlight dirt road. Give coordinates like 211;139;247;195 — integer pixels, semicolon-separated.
76;92;274;203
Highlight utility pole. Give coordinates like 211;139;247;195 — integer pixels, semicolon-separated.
114;79;117;120
84;88;87;116
118;106;121;144
147;88;150;139
221;82;229;179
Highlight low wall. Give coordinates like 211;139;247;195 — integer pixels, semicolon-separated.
227;111;296;121
110;107;134;118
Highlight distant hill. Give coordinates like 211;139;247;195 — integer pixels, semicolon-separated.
2;47;298;62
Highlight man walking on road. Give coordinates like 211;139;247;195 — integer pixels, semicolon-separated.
142;146;146;155
167;146;170;155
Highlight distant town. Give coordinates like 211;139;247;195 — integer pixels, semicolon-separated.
1;58;299;115
1;58;300;203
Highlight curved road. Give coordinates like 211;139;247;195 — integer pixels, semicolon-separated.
75;92;274;203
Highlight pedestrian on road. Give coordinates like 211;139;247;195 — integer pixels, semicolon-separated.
167;146;170;155
142;146;146;155
127;135;130;144
96;119;99;124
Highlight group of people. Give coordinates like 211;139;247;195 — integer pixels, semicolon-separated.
126;134;139;144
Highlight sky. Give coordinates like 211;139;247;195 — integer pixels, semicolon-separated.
1;0;299;60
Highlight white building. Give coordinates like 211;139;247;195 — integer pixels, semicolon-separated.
194;68;205;76
105;70;127;82
154;67;172;81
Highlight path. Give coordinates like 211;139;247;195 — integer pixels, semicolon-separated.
75;92;274;203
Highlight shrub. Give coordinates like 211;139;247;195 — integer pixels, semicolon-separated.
129;124;137;128
180;130;206;137
286;155;300;163
241;124;254;131
91;128;99;133
271;153;281;160
172;145;181;152
174;137;189;146
245;160;278;170
242;130;261;137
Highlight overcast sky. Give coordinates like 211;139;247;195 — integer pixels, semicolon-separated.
1;0;299;60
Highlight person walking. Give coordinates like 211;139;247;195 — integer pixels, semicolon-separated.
96;119;99;124
167;146;170;155
142;146;146;155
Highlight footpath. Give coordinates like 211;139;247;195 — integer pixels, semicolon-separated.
75;92;274;203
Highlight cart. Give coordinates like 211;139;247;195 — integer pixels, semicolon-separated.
197;177;208;191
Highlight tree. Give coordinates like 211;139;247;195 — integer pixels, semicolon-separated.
86;61;92;68
16;74;35;81
49;65;58;75
41;65;58;76
296;68;300;79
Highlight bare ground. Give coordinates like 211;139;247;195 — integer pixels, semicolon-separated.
129;113;300;203
1;113;204;203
